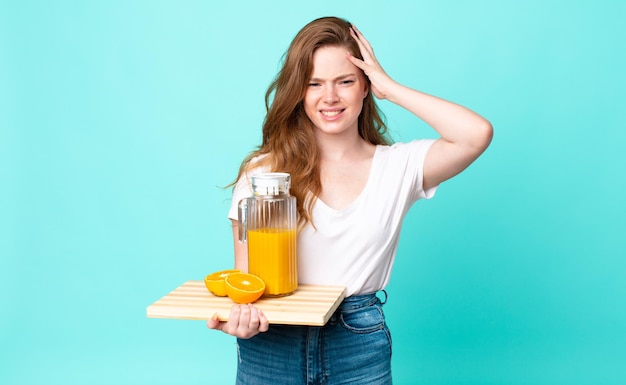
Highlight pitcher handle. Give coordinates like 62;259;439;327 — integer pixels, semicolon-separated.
237;198;248;243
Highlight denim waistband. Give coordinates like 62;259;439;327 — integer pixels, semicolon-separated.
337;290;387;311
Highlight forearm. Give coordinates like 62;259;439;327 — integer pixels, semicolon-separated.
232;221;249;271
385;81;492;149
347;25;491;149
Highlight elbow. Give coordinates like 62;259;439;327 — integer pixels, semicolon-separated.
473;119;493;153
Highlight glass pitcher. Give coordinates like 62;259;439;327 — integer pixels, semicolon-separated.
238;172;298;297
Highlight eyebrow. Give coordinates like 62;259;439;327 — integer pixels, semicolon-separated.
309;73;358;82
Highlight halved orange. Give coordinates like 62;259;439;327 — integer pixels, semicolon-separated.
225;273;265;304
204;269;242;297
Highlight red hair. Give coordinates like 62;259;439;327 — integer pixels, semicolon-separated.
234;16;391;227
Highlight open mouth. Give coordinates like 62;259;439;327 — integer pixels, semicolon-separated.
320;109;344;117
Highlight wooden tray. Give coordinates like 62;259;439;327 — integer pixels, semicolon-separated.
147;280;346;326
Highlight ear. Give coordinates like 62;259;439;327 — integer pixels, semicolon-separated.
356;69;369;99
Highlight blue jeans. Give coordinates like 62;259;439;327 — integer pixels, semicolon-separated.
236;292;392;385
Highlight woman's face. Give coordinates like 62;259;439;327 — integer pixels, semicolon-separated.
303;45;368;139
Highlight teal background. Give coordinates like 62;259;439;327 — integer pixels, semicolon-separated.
2;0;624;384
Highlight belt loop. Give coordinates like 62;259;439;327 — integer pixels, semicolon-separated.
378;290;388;305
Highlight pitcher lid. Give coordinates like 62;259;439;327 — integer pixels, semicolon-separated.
251;172;291;195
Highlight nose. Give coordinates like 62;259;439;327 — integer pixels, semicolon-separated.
324;85;339;103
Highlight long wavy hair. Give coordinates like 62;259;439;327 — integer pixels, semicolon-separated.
233;16;391;227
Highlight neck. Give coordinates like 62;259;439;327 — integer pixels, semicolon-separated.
316;131;373;162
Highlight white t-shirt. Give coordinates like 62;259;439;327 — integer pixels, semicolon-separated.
228;139;437;296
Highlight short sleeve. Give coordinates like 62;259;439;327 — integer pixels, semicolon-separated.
227;160;270;220
227;172;253;221
411;139;438;201
386;139;438;203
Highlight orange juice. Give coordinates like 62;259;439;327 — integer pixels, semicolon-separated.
247;227;297;297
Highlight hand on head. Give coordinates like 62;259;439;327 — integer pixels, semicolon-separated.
346;25;395;100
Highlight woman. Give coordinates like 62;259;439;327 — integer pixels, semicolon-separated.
208;16;492;384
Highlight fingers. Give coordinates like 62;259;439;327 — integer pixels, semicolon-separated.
348;26;381;76
347;24;392;100
349;27;367;60
247;304;260;329
349;25;375;60
257;307;270;332
206;312;222;330
209;304;268;339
